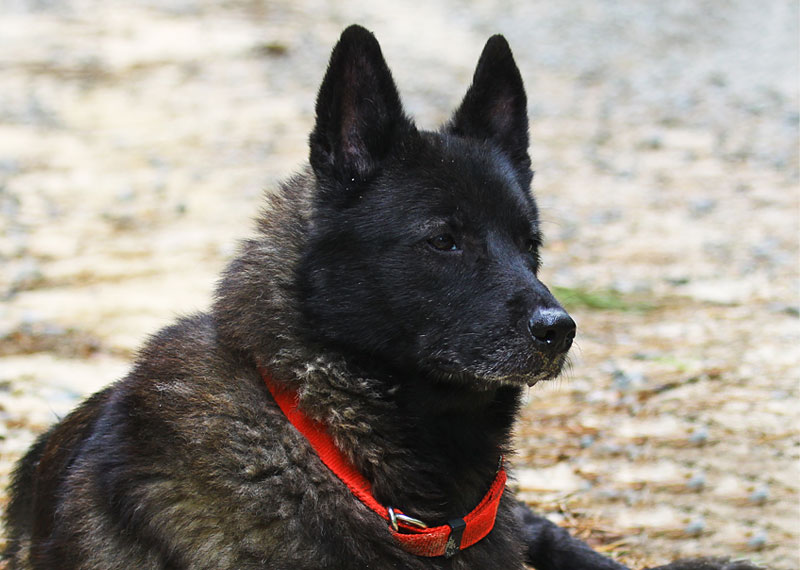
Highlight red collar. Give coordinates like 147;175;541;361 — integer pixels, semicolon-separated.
260;366;507;558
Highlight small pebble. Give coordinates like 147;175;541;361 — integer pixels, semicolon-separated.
689;426;709;445
254;41;290;57
664;276;690;286
590;209;622;224
638;135;663;150
685;517;706;536
12;260;44;290
598;443;623;456
596;489;624;501
585;390;609;404
688;197;717;217
749;484;769;504
0;157;20;176
612;369;646;392
686;472;706;491
580;434;595;448
747;530;768;549
625;444;642;460
116;186;136;202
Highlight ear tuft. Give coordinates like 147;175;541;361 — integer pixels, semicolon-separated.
446;35;531;188
310;25;411;186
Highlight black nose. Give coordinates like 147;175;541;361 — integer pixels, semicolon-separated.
528;307;576;353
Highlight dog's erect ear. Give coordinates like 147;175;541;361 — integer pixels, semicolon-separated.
446;35;532;188
309;25;411;185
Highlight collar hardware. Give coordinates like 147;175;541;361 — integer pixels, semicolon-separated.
260;365;507;558
444;518;467;558
387;507;428;532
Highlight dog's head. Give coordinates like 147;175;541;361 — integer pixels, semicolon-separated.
297;25;575;388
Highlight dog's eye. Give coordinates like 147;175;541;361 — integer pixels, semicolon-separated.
428;234;458;252
524;238;542;272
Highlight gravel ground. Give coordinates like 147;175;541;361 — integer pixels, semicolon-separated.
0;1;798;568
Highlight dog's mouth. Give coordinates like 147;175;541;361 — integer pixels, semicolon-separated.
424;350;570;389
484;352;570;388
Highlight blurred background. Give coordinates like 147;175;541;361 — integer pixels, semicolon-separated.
0;1;797;567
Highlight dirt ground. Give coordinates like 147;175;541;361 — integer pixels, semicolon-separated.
1;1;798;568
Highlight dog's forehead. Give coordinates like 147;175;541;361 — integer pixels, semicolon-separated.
397;132;538;230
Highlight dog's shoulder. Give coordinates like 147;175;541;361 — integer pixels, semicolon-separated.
104;313;287;458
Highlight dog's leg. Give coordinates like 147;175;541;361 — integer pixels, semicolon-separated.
513;500;629;570
515;501;763;570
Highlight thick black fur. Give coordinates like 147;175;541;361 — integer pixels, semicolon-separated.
3;25;760;570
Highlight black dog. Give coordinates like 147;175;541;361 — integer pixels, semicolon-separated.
3;25;759;570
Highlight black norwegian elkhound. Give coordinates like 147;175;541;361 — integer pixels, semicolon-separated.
3;25;758;570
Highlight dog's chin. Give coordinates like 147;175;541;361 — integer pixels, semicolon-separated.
425;353;570;390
